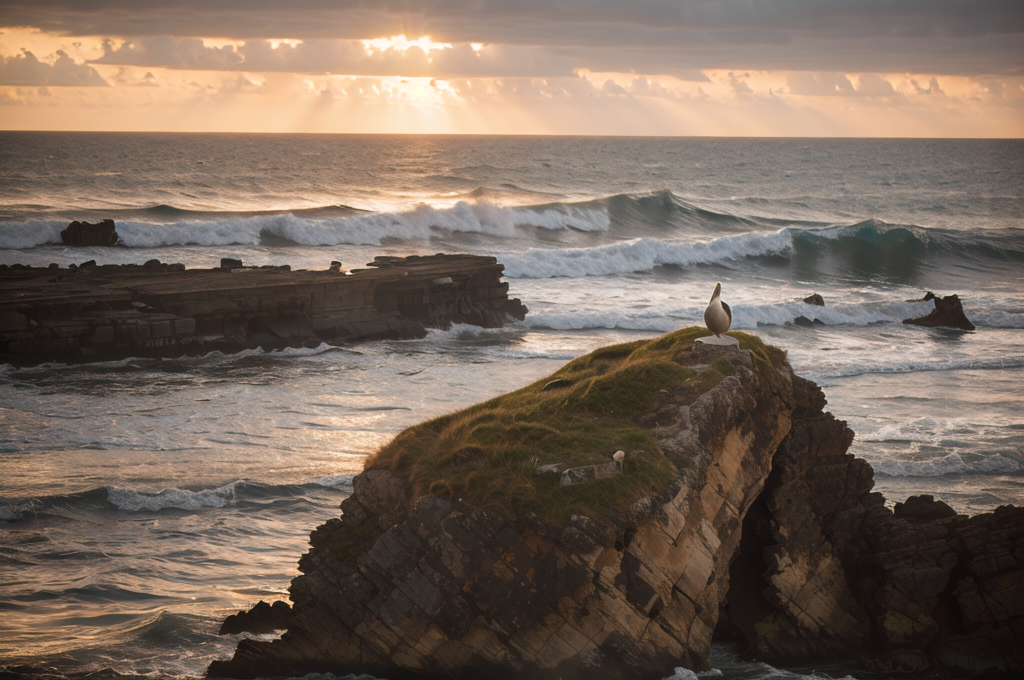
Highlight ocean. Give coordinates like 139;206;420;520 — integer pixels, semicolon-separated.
1;132;1022;679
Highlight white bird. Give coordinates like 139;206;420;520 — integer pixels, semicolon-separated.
613;450;625;472
704;282;732;337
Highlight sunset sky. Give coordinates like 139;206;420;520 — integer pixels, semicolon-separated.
1;0;1022;136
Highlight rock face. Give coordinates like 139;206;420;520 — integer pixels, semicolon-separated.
210;335;795;679
60;219;121;246
0;254;527;366
209;330;1022;679
903;292;976;331
724;377;1024;675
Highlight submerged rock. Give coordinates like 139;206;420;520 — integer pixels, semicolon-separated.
209;328;1021;679
903;292;976;331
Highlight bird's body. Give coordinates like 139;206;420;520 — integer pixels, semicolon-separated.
704;282;732;337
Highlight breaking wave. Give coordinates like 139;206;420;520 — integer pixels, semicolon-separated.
0;477;354;522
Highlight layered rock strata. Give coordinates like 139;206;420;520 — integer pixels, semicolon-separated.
0;254;527;366
210;333;797;679
210;331;1022;679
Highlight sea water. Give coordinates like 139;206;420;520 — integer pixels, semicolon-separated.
1;133;1022;678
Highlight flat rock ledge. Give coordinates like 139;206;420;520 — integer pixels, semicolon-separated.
209;334;1022;680
0;254;527;366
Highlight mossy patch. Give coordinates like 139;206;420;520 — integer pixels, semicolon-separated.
365;327;783;523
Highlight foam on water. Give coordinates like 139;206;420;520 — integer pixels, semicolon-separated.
0;201;611;249
866;451;1024;478
501;231;795;278
105;481;239;512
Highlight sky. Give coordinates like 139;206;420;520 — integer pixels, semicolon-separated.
1;0;1022;136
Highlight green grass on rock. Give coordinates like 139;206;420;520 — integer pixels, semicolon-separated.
365;327;783;523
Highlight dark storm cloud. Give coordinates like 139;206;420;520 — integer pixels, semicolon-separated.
3;0;1022;75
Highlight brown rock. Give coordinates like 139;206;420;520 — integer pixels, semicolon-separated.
903;292;976;331
208;335;795;679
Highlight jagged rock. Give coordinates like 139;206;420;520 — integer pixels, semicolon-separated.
209;328;1021;680
903;292;976;331
220;600;292;635
725;376;1023;676
60;219;121;246
802;293;825;306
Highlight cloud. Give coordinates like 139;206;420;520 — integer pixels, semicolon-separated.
0;49;108;86
88;36;576;78
913;76;945;95
94;37;244;70
1;0;1021;76
728;72;753;96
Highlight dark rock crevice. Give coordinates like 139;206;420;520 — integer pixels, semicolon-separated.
718;376;1023;677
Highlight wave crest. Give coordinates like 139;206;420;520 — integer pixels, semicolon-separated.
106;482;239;512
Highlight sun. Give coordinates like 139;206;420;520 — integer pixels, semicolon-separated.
361;35;452;57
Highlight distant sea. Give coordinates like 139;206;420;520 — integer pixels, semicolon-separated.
1;132;1022;679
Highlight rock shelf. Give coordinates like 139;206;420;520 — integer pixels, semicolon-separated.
0;254;527;366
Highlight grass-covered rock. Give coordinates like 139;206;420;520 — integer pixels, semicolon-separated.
365;326;786;522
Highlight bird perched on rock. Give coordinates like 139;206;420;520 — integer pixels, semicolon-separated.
704;282;732;337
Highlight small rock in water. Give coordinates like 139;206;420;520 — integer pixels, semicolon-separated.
903;292;975;331
802;293;825;306
60;219;121;246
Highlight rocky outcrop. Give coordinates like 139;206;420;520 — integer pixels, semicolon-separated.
209;333;796;679
723;375;1023;677
903;292;976;331
209;329;1021;679
220;600;292;635
60;219;122;246
0;254;527;366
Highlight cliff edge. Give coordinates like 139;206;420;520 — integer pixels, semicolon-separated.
209;328;1022;679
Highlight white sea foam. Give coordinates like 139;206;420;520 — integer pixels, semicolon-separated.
0;203;610;249
106;481;238;512
865;452;1023;477
501;231;794;278
0;220;65;249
